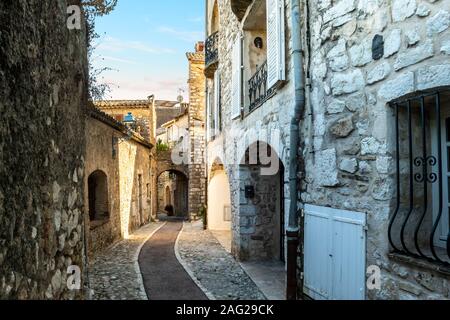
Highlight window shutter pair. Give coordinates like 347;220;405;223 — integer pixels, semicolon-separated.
231;0;285;120
206;71;221;140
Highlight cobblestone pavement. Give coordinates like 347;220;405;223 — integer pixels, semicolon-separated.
88;222;164;300
177;221;267;300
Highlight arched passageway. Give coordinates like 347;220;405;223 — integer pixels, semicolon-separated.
157;170;189;219
207;160;232;251
239;141;285;262
88;170;110;225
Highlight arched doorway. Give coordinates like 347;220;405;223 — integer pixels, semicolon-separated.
88;170;110;227
238;141;285;262
157;170;189;220
208;159;232;251
165;186;172;207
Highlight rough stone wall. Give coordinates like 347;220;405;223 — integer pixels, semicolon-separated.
0;0;87;299
187;50;207;219
206;0;294;262
304;0;450;299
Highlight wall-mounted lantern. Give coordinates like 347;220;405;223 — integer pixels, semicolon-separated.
123;112;136;127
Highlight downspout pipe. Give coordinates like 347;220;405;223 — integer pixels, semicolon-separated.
286;0;305;301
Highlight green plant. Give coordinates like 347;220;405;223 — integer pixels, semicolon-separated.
156;139;170;152
198;205;207;230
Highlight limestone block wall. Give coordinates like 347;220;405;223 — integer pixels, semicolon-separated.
117;136;153;237
304;0;450;299
0;0;87;299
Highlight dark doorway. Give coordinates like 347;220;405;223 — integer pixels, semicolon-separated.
88;170;110;225
157;170;189;220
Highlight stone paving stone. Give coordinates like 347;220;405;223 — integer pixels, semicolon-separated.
178;222;267;300
88;222;164;300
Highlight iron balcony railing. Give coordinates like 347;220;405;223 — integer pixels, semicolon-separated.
205;31;219;68
248;61;274;112
388;89;450;266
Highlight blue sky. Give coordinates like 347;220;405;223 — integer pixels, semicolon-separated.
92;0;205;101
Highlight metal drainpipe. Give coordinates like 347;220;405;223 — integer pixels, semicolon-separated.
286;0;306;301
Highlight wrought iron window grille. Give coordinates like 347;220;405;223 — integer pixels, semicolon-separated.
389;89;450;266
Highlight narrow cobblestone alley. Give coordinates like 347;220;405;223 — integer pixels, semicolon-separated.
89;220;268;300
139;222;208;300
89;222;164;300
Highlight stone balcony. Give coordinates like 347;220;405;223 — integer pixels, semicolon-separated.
205;31;219;78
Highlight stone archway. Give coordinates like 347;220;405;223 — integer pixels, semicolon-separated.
157;169;189;219
238;141;285;262
208;158;233;252
156;150;189;179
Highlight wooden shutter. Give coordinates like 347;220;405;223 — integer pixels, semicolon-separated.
304;205;366;300
214;70;221;135
266;0;285;89
231;34;242;120
206;88;211;141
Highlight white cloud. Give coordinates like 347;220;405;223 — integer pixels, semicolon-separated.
96;36;176;54
99;73;188;101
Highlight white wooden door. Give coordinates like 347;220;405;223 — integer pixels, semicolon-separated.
304;205;366;300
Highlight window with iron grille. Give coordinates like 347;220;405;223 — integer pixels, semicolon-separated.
389;88;450;266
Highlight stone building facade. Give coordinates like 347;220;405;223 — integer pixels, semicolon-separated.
0;1;88;299
205;0;295;265
94;98;158;222
84;107;154;256
303;0;450;300
205;0;450;300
